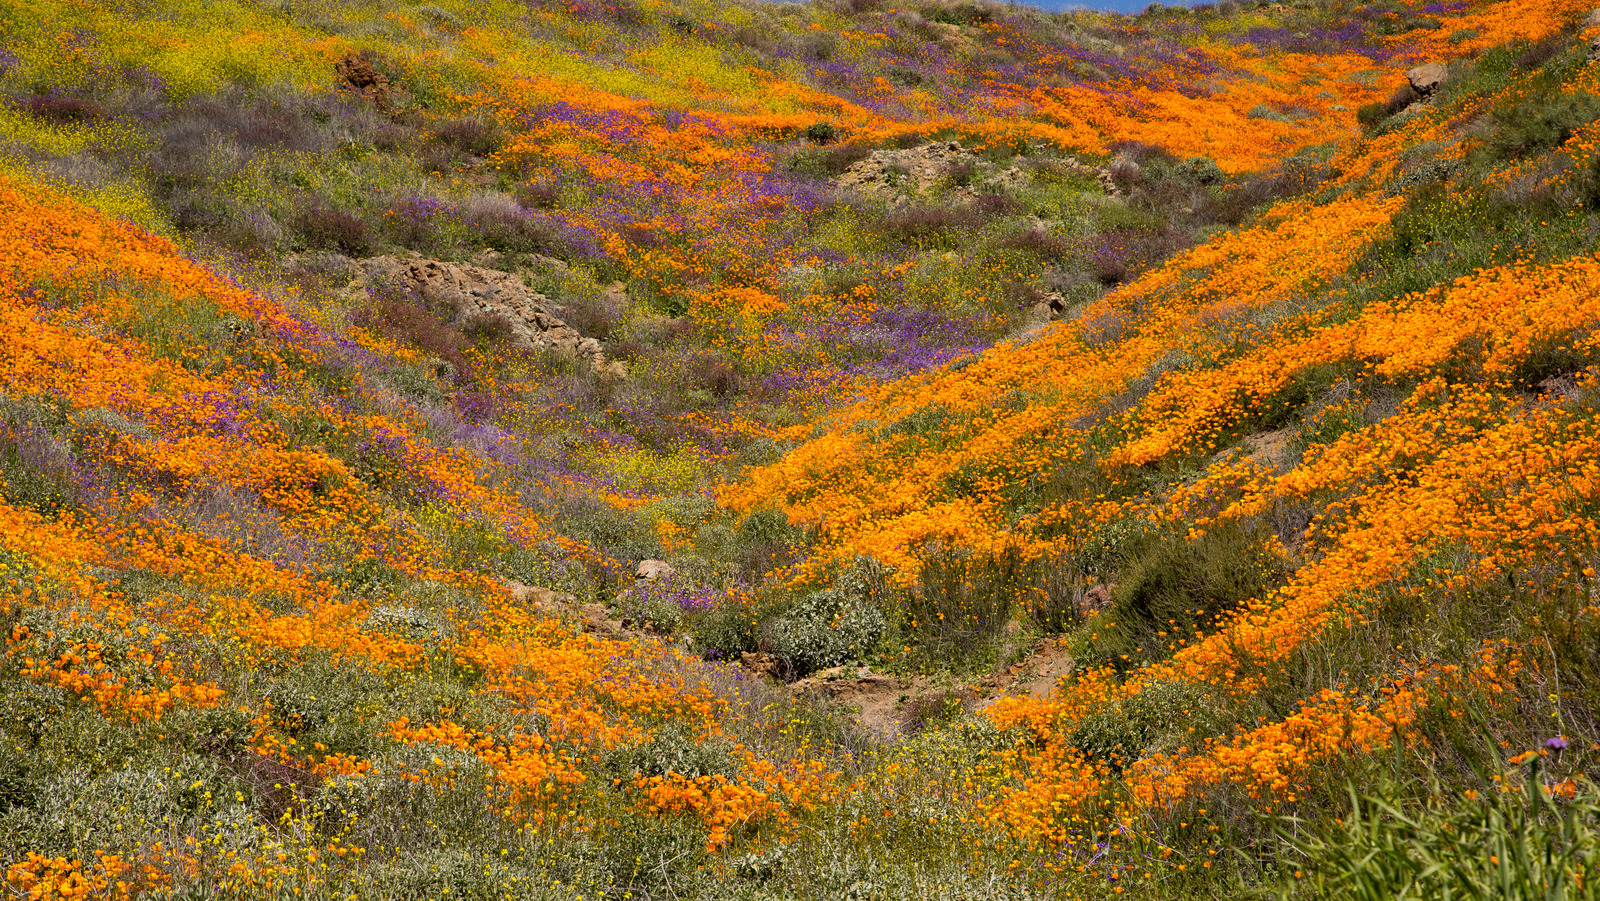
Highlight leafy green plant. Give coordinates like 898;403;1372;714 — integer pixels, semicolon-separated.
1278;765;1600;900
765;587;887;677
605;724;738;781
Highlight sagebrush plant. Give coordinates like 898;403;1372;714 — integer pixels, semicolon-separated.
765;586;887;677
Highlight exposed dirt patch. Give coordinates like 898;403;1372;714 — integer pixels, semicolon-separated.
1244;426;1295;471
791;666;911;740
981;637;1077;705
783;636;1078;740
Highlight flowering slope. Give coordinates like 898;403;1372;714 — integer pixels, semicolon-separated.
3;0;1600;897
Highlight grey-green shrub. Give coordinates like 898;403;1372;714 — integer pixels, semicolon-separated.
617;590;684;634
605;724;738;780
765;587;886;676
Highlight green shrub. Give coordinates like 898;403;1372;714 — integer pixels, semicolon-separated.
804;122;839;145
896;545;1064;672
0;748;39;812
617;590;684;634
358;847;599;901
765;586;886;677
689;601;764;661
725;508;806;582
1177;155;1224;185
1247;104;1294;124
0;419;79;517
926;2;995;25
1081;522;1286;672
1069;680;1214;772
591;810;706;899
560;495;664;565
605;725;738;781
1483;89;1600;161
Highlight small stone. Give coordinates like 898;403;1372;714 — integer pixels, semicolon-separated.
1081;583;1115;615
502;579;575;612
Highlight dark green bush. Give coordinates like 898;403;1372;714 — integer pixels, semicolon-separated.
1069;680;1212;772
1483;89;1600;161
1082;522;1286;672
1176;155;1224;186
804;122;839;145
691;602;763;661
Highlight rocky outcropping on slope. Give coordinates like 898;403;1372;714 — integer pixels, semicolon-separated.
835;140;979;197
503;579;625;636
836;140;1116;200
357;256;625;375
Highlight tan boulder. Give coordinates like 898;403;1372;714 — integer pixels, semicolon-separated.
580;603;624;636
635;559;676;582
1407;62;1448;96
739;652;782;678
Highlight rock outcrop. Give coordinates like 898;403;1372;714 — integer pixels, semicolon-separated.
357;257;625;376
1029;291;1070;325
832;140;1120;201
835;140;1115;201
836;140;978;197
1406;62;1448;97
634;559;676;582
503;579;624;635
335;51;393;111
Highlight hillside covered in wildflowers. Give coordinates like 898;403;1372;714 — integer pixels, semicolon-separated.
4;0;1600;896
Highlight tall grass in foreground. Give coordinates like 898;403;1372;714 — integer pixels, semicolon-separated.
1279;759;1600;900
